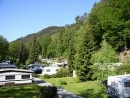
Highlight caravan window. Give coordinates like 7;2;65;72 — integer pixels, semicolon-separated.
22;75;30;79
6;75;15;80
111;82;118;87
56;69;59;71
124;82;130;87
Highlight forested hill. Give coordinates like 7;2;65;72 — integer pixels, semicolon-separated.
14;26;61;42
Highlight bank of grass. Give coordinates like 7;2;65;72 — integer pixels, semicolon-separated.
40;76;108;98
0;84;40;98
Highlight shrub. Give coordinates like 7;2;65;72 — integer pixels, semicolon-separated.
59;80;67;85
124;51;127;56
51;74;57;78
116;61;130;75
39;86;57;98
43;74;51;79
54;68;70;78
33;74;40;78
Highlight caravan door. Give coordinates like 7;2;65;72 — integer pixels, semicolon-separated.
123;81;130;98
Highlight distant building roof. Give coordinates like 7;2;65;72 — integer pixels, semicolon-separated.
28;64;45;67
0;64;17;69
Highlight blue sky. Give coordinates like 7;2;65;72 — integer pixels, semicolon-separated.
0;0;100;42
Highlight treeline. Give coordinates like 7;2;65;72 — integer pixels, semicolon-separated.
1;0;130;81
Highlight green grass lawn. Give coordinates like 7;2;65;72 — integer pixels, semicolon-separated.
39;76;108;98
0;84;40;98
0;77;108;98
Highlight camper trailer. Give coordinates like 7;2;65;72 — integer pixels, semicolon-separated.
0;69;33;85
42;64;60;75
107;75;130;98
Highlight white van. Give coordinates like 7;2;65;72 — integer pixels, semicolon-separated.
107;75;130;98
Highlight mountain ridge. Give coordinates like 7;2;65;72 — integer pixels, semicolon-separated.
12;26;61;43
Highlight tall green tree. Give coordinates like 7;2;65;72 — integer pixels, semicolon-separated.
75;26;95;81
29;35;41;63
47;34;57;58
18;38;28;65
39;35;51;58
91;40;119;80
68;29;75;76
0;35;9;60
9;41;20;63
56;28;64;57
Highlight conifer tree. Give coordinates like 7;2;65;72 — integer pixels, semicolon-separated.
75;26;95;81
29;35;41;63
18;38;28;65
68;29;75;76
0;35;9;60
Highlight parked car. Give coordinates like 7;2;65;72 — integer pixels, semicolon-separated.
32;68;42;74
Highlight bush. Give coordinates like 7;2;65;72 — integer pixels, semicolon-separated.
39;86;57;98
53;68;70;78
43;74;51;79
116;61;130;75
33;74;40;78
59;80;67;85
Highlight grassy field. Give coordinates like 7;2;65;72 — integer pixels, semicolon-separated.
39;76;108;98
0;76;108;98
0;84;40;98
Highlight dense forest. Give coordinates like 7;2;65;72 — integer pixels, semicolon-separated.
1;0;130;81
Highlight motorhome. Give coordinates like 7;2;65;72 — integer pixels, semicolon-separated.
107;74;130;98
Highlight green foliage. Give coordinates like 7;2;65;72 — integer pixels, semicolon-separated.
9;41;20;61
68;29;75;76
54;68;70;78
74;26;95;81
43;74;51;79
29;35;41;63
91;40;119;80
59;80;67;85
88;0;130;51
56;27;64;57
39;35;51;58
33;74;40;78
0;35;9;60
124;51;127;56
39;86;57;98
116;61;130;75
18;39;28;65
91;40;119;63
46;34;57;58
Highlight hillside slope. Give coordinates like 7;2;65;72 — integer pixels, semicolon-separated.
13;26;61;42
119;50;130;62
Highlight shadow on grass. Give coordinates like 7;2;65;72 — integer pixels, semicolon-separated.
78;87;107;98
0;85;40;98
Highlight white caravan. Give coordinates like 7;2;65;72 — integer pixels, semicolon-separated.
107;74;130;98
42;64;60;75
0;69;33;85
